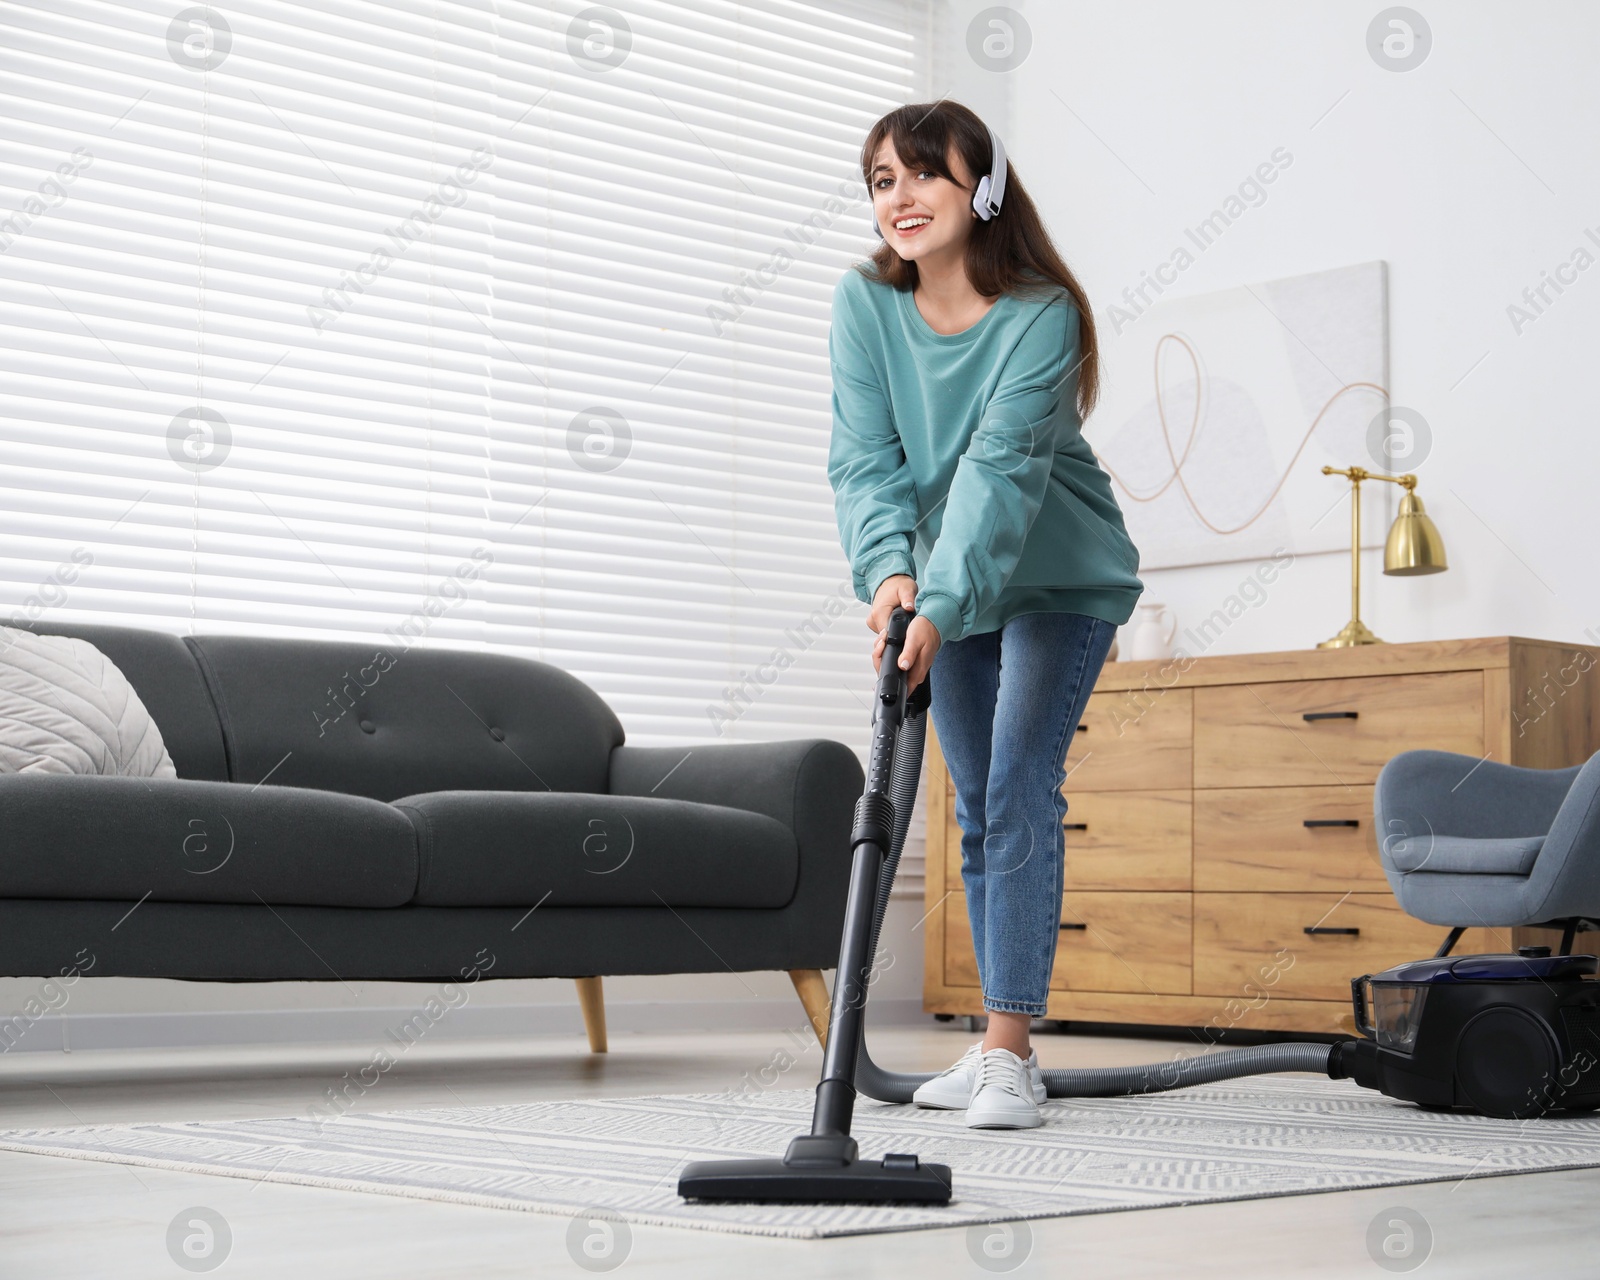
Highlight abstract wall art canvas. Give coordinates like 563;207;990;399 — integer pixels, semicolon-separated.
1086;261;1391;571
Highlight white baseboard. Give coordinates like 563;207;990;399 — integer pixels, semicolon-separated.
0;996;932;1056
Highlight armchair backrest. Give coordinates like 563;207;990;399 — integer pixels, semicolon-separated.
1526;750;1600;918
1375;749;1582;843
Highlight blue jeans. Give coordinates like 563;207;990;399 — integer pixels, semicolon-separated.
929;611;1117;1017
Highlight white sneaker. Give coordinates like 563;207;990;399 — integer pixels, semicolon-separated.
965;1047;1045;1129
913;1040;1047;1109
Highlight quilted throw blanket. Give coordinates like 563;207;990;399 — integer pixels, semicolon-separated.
0;626;177;777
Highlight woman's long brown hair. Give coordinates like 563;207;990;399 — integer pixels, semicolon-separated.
855;100;1100;419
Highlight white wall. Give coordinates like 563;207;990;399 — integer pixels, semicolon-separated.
9;0;1595;1051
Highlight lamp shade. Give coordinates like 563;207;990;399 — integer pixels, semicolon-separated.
1383;489;1447;575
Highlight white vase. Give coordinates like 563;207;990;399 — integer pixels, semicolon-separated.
1127;602;1177;661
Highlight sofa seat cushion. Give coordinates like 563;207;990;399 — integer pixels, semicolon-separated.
1387;833;1544;876
392;790;799;907
0;775;417;906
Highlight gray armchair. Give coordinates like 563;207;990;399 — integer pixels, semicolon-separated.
1374;748;1600;956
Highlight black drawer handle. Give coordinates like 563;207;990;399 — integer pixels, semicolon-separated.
1076;723;1087;732
1303;818;1360;828
1059;921;1087;931
1304;926;1360;936
1302;710;1359;722
1063;822;1088;831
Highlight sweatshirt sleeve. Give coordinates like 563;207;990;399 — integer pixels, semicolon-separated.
913;298;1082;645
826;277;920;605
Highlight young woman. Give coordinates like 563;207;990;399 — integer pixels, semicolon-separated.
827;101;1144;1130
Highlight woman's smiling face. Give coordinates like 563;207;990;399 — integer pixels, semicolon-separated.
870;139;976;262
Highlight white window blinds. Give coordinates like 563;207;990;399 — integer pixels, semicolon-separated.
0;0;934;890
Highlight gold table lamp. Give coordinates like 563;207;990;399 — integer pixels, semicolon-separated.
1317;465;1448;648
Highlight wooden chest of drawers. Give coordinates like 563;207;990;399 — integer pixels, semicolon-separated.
923;635;1600;1034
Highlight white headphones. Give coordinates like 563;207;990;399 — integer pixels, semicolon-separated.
870;120;1008;238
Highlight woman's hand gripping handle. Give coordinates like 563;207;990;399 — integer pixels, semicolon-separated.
868;573;940;695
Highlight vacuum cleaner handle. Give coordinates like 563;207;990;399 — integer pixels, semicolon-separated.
885;603;912;646
882;605;931;714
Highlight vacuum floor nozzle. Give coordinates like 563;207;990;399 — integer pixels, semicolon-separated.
678;1134;953;1204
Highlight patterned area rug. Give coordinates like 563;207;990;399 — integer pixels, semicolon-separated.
4;1076;1600;1238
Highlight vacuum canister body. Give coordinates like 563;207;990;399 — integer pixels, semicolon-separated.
1333;949;1600;1118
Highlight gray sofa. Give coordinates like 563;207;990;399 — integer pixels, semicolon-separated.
0;622;863;1050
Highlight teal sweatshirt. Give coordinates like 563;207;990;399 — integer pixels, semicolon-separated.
827;265;1144;644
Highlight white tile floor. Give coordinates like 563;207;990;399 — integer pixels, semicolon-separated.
0;1023;1594;1278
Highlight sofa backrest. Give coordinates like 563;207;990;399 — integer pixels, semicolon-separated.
26;621;230;781
184;634;624;801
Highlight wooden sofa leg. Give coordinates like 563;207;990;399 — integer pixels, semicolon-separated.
574;976;608;1054
789;968;831;1048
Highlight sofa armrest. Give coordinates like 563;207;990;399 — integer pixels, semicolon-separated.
609;739;865;928
608;738;863;835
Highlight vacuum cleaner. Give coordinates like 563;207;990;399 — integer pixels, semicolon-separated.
677;607;1600;1205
